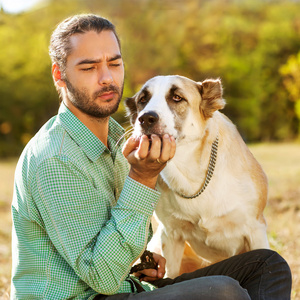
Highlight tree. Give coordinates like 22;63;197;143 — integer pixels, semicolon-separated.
280;52;300;138
1;0;300;157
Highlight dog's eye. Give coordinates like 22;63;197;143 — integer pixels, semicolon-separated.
139;96;147;103
173;95;184;102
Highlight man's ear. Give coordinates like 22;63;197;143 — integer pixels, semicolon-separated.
52;63;66;88
197;79;226;119
125;96;138;125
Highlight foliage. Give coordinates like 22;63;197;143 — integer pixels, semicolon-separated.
280;51;300;135
0;0;300;156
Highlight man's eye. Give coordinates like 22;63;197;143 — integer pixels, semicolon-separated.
110;63;121;67
173;94;184;102
81;67;94;71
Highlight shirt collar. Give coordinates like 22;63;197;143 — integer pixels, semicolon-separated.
57;102;125;162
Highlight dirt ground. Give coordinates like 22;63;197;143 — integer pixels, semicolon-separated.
0;143;299;299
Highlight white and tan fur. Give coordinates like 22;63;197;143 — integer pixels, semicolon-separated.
126;75;269;278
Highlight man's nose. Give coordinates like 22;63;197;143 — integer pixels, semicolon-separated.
98;65;113;85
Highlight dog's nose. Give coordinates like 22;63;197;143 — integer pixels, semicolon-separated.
138;111;159;129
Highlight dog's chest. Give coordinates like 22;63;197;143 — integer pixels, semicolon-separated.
171;215;208;241
162;200;211;241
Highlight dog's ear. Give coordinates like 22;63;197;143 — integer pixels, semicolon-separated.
198;79;226;119
125;96;138;125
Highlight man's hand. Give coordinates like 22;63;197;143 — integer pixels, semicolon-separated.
132;252;166;282
122;134;176;189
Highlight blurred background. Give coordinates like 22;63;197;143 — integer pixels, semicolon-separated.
0;0;299;299
0;0;300;155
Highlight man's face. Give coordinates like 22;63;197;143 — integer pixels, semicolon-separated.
62;30;124;119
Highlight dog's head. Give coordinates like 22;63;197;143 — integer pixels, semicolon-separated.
125;75;225;141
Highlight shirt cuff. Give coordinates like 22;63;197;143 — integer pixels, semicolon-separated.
117;176;161;216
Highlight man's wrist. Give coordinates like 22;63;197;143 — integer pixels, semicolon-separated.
128;169;158;190
117;176;161;216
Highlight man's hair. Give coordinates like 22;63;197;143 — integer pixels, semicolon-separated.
49;14;121;97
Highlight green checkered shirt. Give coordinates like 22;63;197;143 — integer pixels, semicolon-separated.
11;103;160;299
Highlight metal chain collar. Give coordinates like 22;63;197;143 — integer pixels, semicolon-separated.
174;135;219;199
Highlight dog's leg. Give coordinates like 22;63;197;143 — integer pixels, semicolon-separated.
161;229;186;278
248;224;270;250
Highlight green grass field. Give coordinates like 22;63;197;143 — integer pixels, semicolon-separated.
0;143;299;299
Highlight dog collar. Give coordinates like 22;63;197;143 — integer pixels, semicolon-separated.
175;135;219;199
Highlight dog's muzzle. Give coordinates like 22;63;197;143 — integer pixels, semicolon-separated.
138;111;159;130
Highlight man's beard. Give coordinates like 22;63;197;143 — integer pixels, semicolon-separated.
64;78;124;119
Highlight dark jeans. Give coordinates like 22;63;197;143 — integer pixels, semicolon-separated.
96;249;292;300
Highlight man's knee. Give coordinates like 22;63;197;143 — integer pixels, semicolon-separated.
253;249;291;279
265;249;291;270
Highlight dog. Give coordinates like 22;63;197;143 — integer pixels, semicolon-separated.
125;75;269;278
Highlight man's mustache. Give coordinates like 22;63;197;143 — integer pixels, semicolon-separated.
93;85;120;98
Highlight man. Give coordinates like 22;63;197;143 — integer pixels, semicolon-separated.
11;14;291;300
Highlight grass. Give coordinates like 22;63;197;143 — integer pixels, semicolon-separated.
250;142;300;300
0;143;299;299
